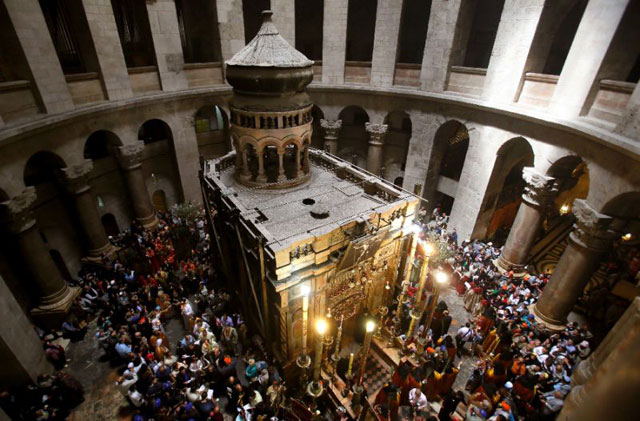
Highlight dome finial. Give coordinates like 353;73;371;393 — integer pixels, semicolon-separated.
261;10;274;21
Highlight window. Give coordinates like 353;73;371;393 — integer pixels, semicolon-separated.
111;0;155;67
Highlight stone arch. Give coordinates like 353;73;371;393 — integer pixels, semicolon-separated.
138;118;183;202
310;105;325;149
382;110;411;182
338;105;370;167
23;151;83;278
100;213;119;237
546;155;590;215
472;137;535;241
601;192;640;239
83;130;123;161
194;104;231;160
422;120;470;216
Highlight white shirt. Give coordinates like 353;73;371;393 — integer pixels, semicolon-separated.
409;388;428;410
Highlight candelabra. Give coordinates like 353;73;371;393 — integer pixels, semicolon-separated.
331;316;344;364
307;318;327;398
296;285;311;382
374;305;389;340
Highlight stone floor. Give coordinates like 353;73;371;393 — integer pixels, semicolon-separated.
62;286;475;420
65;318;234;421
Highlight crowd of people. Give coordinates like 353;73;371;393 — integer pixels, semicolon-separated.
375;207;593;421
1;209;286;420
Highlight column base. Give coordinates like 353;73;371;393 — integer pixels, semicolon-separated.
86;242;117;262
493;256;527;277
137;213;159;230
530;303;566;331
277;174;287;182
256;174;267;183
31;286;80;329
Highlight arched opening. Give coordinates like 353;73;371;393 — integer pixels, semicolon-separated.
24;151;83;274
310;106;325;149
101;213;120;237
49;249;72;282
462;0;505;68
382;111;411;183
393;177;404;188
337;106;369;167
152;190;168;213
581;192;640;331
84;130;123;161
472;137;534;242
295;0;323;60
138;119;183;203
194;105;230;160
422;121;470;215
547;156;589;215
243;0;271;43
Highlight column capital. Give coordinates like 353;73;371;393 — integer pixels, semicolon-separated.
320;119;342;138
0;187;37;233
59;159;93;194
522;167;558;207
365;122;388;146
570;199;616;252
117;141;145;170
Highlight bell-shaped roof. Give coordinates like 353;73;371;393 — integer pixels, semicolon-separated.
226;10;313;68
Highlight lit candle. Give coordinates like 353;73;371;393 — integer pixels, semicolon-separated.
347;352;354;377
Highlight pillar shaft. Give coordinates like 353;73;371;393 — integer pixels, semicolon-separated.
0;188;78;325
320;119;342;154
370;0;403;87
482;0;546;105
241;148;251;178
117;142;158;229
0;274;52;386
145;0;188;91
303;146;310;173
533;200;615;328
559;298;640;421
277;151;286;181
3;0;74;113
365;122;388;175
81;0;133;100
322;0;348;84
497;167;557;272
257;151;267;182
549;0;631;118
215;0;245;63
571;297;640;388
420;0;466;92
60;160;114;258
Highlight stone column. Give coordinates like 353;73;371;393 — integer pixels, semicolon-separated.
322;0;348;84
549;0;631;118
277;150;287;181
293;148;301;178
4;0;74;113
0;273;52;386
365;123;388;175
370;0;403;87
320;119;342;154
482;0;546;105
571;297;640;388
420;0;467;92
240;148;251;180
0;188;79;326
496;167;557;274
558;298;640;421
60;160;115;259
145;0;188;91
271;0;295;46
257;150;267;183
615;79;640;138
303;146;310;173
117;142;158;229
533;200;616;329
216;0;246;64
81;0;133;100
